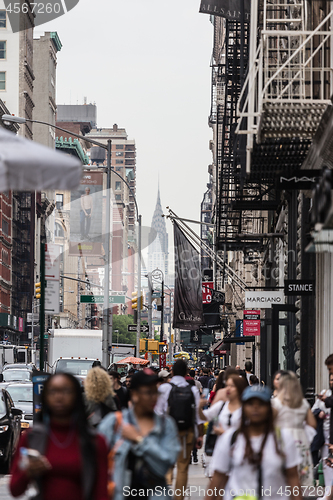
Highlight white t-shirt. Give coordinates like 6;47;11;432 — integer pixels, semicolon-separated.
211;428;301;500
203;400;242;431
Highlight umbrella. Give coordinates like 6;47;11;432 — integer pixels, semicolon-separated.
0;128;82;191
116;356;149;365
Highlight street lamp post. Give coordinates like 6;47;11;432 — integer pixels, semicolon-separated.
2;114;142;368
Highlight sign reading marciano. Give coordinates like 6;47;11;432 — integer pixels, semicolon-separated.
245;291;285;308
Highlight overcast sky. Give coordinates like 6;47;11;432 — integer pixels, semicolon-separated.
40;0;213;252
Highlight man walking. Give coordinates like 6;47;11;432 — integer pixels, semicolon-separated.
245;361;253;385
155;359;204;499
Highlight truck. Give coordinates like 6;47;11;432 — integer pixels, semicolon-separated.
48;329;103;378
110;343;136;365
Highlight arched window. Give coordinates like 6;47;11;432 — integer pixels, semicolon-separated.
55;222;65;238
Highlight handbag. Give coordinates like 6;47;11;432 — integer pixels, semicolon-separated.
204;402;225;456
127;451;167;490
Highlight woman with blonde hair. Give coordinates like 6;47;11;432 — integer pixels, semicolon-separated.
271;370;317;487
85;367;117;427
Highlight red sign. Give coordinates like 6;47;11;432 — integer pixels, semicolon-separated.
202;282;214;304
243;310;260;336
159;353;167;369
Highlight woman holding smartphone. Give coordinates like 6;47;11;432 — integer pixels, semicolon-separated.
10;373;108;500
206;385;302;500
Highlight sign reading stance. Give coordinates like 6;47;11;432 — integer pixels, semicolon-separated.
284;280;315;296
243;310;260;336
245;291;284;308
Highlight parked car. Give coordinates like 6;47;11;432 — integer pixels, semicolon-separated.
0;369;32;383
4;382;33;430
2;363;36;371
0;388;22;471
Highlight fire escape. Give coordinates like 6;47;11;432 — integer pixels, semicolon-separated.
237;0;333;177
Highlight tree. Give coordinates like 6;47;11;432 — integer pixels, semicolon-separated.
112;315;146;345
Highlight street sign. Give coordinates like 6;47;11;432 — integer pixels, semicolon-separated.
27;313;39;323
159;343;168;354
80;295;126;304
127;324;149;333
45;280;60;314
152;292;162;298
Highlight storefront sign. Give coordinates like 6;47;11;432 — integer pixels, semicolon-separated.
202;282;213;304
245;291;284;308
284;280;315;296
243;310;260;336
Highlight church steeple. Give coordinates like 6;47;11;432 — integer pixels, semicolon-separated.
148;187;168;275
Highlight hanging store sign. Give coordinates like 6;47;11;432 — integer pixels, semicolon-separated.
284;280;315;296
202;282;213;304
245;291;284;308
199;0;250;22
243;310;260;336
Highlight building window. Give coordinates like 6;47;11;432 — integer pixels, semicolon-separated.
0;11;6;29
116;160;124;164
56;193;63;210
0;72;5;90
115;182;121;191
115;194;122;201
116;152;123;157
2;249;8;265
0;41;6;59
116;145;123;150
116;167;122;172
2;218;9;236
55;222;65;238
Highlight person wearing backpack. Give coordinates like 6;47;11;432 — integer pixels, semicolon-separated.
155;359;204;500
99;368;180;500
206;385;302;500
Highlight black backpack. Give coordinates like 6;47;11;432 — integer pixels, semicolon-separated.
167;383;195;431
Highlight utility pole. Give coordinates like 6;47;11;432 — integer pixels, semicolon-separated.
136;215;142;357
147;272;153;339
161;277;164;341
102;139;112;367
39;243;45;371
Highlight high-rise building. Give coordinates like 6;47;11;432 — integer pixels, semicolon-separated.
148;188;168;277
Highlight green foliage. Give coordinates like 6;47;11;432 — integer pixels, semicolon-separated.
112;315;146;345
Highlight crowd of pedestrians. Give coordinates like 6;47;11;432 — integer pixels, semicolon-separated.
8;357;333;500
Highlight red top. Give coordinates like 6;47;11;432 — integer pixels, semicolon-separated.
10;422;108;500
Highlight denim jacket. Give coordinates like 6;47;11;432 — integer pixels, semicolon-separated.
98;408;180;500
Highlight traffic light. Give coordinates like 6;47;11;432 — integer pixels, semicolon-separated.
131;292;143;310
159;343;168;354
148;340;159;352
139;339;147;352
35;282;41;299
131;291;138;310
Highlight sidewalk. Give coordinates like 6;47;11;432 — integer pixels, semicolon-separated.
185;456;209;499
171;451;209;500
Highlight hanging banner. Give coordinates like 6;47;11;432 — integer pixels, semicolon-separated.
199;0;250;22
173;222;204;330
